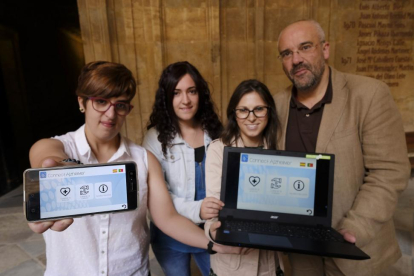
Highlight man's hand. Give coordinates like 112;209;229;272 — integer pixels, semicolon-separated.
200;197;224;220
27;158;76;234
339;229;356;244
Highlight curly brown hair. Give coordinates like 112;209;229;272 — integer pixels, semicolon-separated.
147;61;223;156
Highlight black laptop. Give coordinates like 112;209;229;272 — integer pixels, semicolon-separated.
214;147;370;260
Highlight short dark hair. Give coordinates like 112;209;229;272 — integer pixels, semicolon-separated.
221;79;278;149
76;61;136;107
147;61;223;156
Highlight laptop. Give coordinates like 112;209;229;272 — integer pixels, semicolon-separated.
214;147;370;260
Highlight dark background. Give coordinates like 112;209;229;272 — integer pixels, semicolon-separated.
0;0;84;195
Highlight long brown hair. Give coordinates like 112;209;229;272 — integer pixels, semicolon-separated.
221;79;278;150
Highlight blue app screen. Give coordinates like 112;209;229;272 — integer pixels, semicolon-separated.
237;154;317;216
39;165;128;219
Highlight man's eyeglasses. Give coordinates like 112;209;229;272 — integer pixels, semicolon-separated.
234;106;270;119
278;41;325;62
88;97;134;116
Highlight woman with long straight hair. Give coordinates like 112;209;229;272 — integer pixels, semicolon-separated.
204;79;280;276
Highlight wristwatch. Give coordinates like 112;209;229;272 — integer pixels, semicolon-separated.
207;241;217;254
61;158;82;164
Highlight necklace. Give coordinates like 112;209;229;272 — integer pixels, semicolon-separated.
240;136;264;148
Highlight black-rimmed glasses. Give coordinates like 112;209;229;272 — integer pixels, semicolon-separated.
88;97;134;116
234;106;270;119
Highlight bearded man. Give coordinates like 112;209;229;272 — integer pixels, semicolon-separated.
274;20;410;276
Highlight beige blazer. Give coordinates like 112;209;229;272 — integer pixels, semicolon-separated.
205;138;277;276
274;67;411;276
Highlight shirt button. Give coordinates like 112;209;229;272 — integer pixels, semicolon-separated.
170;155;175;160
101;250;105;254
101;271;105;274
102;231;106;234
306;114;310;117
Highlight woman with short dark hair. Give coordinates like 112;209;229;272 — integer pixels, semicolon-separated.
28;61;243;276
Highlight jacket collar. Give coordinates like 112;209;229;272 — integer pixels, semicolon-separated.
315;67;348;152
170;131;212;148
277;67;348;152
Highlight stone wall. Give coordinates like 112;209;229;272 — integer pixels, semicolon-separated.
77;0;414;144
329;0;414;133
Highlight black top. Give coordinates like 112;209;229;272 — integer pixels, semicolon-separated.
286;68;333;153
194;146;205;163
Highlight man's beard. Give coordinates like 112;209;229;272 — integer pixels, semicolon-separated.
288;59;325;92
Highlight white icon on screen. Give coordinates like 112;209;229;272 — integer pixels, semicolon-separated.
95;182;112;199
271;178;282;189
98;184;108;193
249;176;261;187
60;187;71;196
244;174;265;194
267;175;287;195
293;180;305;191
80;185;89;195
76;184;94;200
288;177;310;198
56;186;75;202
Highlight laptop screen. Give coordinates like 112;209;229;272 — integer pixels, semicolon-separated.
237;153;317;216
221;147;334;222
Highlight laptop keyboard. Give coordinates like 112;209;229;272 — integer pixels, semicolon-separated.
222;220;345;243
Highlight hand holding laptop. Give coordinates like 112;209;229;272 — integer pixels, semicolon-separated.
339;229;357;244
200;197;225;220
209;220;222;240
213;147;370;260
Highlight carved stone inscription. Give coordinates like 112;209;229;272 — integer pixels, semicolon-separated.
341;0;413;88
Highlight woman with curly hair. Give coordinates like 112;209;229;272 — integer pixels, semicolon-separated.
143;61;224;276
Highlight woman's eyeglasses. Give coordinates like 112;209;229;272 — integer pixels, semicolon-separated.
88;97;134;116
234;106;269;119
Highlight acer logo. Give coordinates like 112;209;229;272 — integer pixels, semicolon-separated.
270;216;279;219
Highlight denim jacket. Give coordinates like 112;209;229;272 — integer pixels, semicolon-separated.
142;127;212;223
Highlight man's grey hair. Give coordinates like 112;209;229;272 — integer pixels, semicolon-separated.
278;19;326;45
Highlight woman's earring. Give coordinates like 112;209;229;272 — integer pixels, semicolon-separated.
79;107;85;113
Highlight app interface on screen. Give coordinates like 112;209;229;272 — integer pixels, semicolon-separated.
237;154;316;216
39;165;128;218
